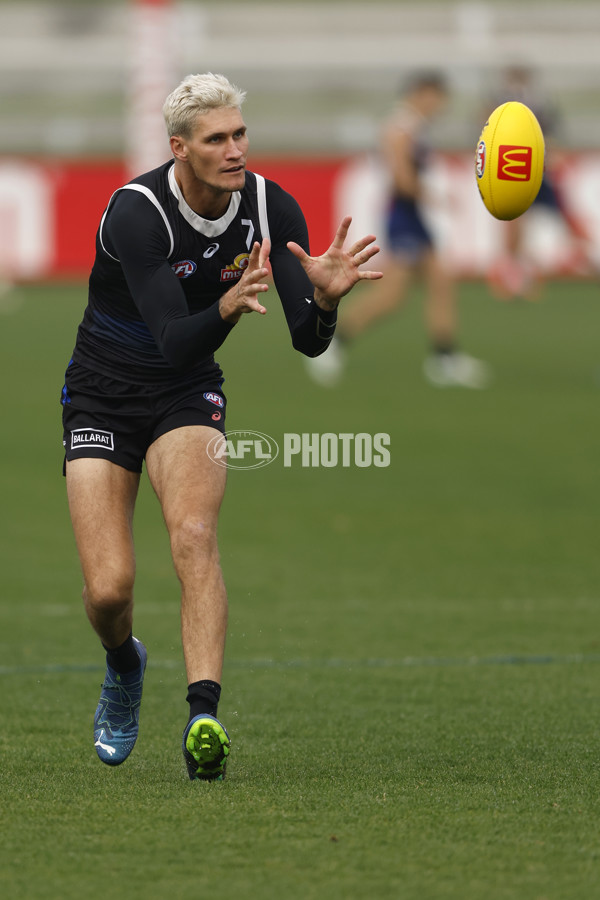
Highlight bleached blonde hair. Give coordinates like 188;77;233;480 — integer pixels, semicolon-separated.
163;73;246;138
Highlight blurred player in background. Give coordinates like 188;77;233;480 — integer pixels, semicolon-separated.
61;73;381;782
486;65;592;301
306;72;491;389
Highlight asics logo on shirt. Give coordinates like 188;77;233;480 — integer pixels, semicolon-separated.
203;243;220;258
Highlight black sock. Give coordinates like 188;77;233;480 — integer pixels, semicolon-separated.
433;340;456;356
186;680;221;721
102;633;140;675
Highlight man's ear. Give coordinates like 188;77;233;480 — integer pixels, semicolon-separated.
170;135;188;161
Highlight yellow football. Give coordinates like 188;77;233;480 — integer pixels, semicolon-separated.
475;101;545;221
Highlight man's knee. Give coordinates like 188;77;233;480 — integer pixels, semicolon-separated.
169;516;219;568
83;572;135;615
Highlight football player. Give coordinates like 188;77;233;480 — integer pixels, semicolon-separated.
61;72;382;781
305;72;491;389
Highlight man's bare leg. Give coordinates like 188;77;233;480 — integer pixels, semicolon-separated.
339;257;413;340
146;424;230;780
66;458;140;647
66;457;146;765
421;249;457;350
421;250;492;389
146;425;228;684
304;258;413;386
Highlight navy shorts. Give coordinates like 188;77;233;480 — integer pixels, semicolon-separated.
61;362;227;474
387;197;433;260
533;175;561;211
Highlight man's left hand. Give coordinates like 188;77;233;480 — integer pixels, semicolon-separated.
287;216;383;311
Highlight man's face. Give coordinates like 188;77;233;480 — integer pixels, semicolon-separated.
174;106;249;194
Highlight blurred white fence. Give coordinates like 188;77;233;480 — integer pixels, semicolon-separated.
1;2;600;155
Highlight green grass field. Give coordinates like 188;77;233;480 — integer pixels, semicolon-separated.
2;279;600;899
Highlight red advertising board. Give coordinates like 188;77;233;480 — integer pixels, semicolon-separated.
1;154;599;281
0;157;344;281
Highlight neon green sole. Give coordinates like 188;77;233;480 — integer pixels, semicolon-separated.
184;717;230;781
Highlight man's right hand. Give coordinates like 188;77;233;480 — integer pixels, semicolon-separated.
218;239;271;324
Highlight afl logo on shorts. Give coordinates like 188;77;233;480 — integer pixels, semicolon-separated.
204;392;224;408
171;259;197;278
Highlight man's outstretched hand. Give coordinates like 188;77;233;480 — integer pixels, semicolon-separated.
287;216;383;311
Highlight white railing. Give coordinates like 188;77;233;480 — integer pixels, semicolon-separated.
1;2;600;154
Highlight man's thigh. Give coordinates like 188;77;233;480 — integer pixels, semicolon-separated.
66;458;140;584
145;425;227;531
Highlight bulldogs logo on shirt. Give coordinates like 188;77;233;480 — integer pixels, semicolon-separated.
220;253;249;282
